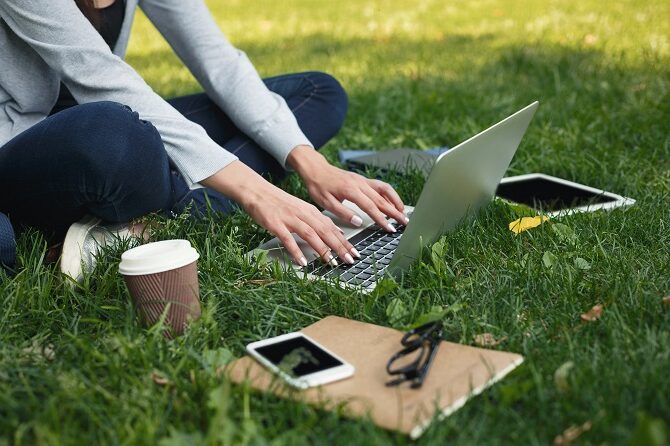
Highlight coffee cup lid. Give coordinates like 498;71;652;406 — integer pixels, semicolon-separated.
118;239;199;276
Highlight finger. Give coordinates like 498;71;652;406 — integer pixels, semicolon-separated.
290;219;338;266
372;180;407;222
320;216;356;263
323;197;362;258
326;216;355;253
352;191;396;233
368;188;409;226
303;213;355;264
359;183;408;228
324;195;365;228
274;226;307;267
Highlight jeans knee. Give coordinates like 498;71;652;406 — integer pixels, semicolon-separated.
0;212;16;270
306;72;348;130
65;102;171;219
71;102;167;182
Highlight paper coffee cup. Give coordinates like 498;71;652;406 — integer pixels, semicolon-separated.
119;239;201;336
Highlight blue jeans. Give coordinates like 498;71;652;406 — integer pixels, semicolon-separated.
0;71;347;270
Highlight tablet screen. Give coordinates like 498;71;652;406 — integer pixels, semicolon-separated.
496;177;617;211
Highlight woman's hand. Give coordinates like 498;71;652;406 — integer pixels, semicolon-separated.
287;146;409;231
202;160;357;267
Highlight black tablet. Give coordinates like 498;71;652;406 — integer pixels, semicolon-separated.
496;173;635;216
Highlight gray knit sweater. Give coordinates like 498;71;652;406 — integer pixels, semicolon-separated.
0;0;312;188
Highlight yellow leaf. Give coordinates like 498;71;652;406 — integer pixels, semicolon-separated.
151;370;170;386
509;216;549;234
473;333;507;347
554;420;593;446
580;304;604;322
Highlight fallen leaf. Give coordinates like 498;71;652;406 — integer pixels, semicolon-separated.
581;304;603;322
41;345;56;361
21;341;56;362
151;370;170;386
554;361;574;393
583;34;598;46
573;257;591;270
245;279;275;286
553;420;593;446
509;216;549;234
663;296;670;306
234;278;276;287
543;250;559;269
473;333;507;347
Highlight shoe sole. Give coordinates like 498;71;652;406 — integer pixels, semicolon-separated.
60;215;102;282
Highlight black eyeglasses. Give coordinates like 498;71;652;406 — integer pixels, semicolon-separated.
386;321;443;389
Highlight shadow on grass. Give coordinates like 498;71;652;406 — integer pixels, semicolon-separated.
129;32;669;198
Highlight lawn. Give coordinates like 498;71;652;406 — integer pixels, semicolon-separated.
2;0;669;444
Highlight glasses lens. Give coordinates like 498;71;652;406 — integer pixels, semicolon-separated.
403;331;423;347
387;342;428;375
387;322;443;387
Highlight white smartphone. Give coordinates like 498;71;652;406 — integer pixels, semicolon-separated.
246;332;355;389
496;173;635;217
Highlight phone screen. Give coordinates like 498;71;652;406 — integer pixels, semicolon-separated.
254;335;343;377
496;177;617;211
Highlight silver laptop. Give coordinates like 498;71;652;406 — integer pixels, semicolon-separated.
252;102;539;290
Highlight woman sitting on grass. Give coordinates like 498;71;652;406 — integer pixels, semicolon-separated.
0;0;408;280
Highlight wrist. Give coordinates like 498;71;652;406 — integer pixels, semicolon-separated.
287;145;329;178
200;160;269;208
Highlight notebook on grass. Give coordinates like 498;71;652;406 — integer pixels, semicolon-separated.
227;316;523;438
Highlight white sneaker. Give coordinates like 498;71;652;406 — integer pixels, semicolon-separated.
60;215;135;283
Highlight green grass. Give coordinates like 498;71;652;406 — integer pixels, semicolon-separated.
2;0;670;444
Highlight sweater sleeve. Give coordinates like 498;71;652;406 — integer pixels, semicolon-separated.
0;0;237;189
139;0;313;168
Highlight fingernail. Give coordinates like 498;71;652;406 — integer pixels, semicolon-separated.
351;247;361;258
330;257;339;267
344;253;354;264
299;257;308;267
387;223;397;233
403;216;410;224
350;215;363;227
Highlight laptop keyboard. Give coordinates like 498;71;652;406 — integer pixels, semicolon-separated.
305;222;406;287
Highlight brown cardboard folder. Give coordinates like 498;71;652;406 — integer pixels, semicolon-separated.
227;316;523;438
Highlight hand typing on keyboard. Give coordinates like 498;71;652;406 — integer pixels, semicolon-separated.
306;222;406;287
